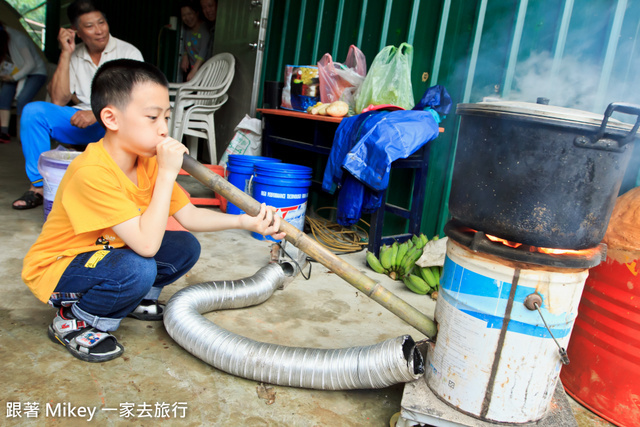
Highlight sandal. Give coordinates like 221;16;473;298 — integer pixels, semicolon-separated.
127;299;165;321
48;308;124;363
12;190;43;210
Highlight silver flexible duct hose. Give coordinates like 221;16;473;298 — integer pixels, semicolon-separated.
164;263;424;390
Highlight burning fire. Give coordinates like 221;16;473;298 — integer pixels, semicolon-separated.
458;225;596;256
486;234;523;249
485;234;588;256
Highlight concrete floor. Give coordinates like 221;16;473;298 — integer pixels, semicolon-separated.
0;137;614;426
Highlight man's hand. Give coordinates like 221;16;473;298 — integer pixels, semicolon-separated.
0;75;14;82
70;110;97;128
156;137;188;178
240;203;286;240
58;28;76;55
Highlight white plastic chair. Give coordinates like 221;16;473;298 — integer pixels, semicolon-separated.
174;94;229;164
169;53;235;163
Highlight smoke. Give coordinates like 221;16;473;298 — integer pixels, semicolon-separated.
508;49;640;121
508;51;600;112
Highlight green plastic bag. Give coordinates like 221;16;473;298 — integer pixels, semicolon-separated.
355;43;415;113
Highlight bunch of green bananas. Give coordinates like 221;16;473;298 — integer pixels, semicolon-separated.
365;234;429;280
402;265;442;299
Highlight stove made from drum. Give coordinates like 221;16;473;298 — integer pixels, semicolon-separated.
425;222;605;424
400;101;639;426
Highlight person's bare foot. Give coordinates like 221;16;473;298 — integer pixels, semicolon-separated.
12;186;44;209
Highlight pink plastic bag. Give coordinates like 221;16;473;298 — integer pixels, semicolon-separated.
317;45;367;108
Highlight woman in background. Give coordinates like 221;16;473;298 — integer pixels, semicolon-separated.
0;22;47;143
179;0;210;82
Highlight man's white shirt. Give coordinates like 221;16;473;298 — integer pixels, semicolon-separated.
69;35;143;110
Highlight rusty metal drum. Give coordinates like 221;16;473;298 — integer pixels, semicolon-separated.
560;255;640;427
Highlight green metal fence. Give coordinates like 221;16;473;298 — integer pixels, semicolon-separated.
262;0;640;238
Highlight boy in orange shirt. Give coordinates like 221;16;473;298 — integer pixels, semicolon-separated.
22;59;284;363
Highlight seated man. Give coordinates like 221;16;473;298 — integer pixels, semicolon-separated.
13;0;143;209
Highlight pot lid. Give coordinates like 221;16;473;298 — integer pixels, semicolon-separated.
457;100;636;132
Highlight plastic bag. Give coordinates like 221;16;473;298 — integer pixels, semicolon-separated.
412;84;453;124
317;45;367;109
354;43;415;113
280;65;320;112
218;115;262;166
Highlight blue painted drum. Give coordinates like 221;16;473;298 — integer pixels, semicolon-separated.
426;239;588;424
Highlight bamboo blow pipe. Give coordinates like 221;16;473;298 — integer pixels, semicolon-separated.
181;154;438;339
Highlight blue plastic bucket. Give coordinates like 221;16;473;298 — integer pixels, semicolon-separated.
38;149;82;221
251;162;312;241
226;155;281;215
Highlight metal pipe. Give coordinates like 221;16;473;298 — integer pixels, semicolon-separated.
463;0;488;103
293;0;307;65
181;154;438;339
595;0;628;112
311;0;325;63
379;0;393;51
502;0;528;99
430;0;451;85
164;263;424;389
407;0;421;46
357;0;368;48
331;0;346;59
276;0;290;81
551;0;574;80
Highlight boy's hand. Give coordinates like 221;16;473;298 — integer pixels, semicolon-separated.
156;137;188;177
240;203;286;240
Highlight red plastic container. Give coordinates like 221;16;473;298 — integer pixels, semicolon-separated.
177;165;228;212
168;165;228;232
561;256;640;427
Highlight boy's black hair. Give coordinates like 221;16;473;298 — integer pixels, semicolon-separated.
91;59;169;129
67;0;105;28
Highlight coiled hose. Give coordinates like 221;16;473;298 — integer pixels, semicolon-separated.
164;263;424;390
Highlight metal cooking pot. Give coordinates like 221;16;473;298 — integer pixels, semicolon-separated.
449;101;640;249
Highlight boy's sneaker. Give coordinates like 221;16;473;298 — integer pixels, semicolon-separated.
48;307;124;363
127;299;165;321
0;132;10;144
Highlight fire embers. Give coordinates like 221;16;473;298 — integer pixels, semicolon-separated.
444;220;606;270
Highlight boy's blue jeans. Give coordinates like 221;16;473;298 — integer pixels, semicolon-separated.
20;101;106;186
50;231;201;331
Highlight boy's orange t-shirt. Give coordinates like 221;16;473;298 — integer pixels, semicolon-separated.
22;139;191;303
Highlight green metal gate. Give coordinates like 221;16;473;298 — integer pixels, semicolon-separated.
261;0;640;238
